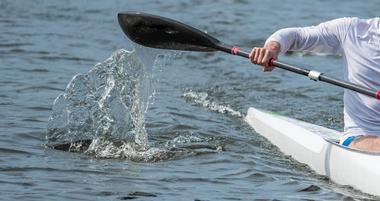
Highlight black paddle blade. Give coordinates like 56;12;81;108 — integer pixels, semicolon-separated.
117;11;221;52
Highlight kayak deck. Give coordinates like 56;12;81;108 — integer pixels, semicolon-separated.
245;107;380;197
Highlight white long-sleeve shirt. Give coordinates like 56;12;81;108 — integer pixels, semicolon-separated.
265;17;380;135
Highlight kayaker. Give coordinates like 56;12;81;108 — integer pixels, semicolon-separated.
249;17;380;152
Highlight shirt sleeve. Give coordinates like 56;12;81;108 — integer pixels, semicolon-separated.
265;17;355;55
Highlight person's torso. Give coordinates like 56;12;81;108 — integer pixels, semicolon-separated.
341;18;380;135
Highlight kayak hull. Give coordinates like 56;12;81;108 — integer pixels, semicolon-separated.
245;107;380;197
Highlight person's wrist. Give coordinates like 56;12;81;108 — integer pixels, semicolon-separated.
265;41;281;56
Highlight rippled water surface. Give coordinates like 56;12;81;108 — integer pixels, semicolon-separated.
1;0;379;200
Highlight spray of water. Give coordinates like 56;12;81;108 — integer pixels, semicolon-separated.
46;49;223;162
46;49;154;156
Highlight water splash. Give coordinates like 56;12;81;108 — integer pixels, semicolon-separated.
47;49;152;147
183;90;243;117
46;49;222;162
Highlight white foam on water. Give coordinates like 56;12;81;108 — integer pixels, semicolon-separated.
165;134;203;148
183;90;243;118
84;139;168;162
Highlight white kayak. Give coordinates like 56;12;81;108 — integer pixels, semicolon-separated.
245;107;380;197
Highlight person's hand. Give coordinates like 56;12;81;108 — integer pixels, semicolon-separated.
249;41;281;72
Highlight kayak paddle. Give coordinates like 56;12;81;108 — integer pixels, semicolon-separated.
117;11;380;100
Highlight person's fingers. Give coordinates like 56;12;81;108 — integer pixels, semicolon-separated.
262;50;271;68
257;48;265;65
253;48;261;64
250;47;278;73
249;48;257;64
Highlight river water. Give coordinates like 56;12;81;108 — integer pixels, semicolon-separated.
1;0;379;200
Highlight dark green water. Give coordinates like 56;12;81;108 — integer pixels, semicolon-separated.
1;0;379;200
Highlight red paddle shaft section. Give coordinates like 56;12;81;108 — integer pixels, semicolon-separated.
231;47;240;55
269;58;275;67
376;91;380;100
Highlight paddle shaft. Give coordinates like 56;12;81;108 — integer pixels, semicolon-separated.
217;44;380;99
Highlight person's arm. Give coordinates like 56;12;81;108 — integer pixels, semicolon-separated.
250;17;354;71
